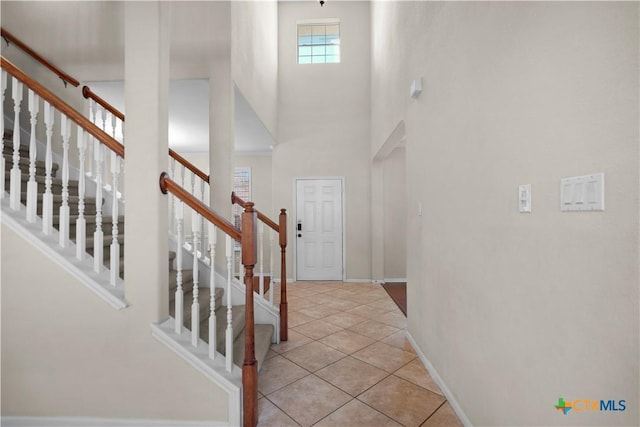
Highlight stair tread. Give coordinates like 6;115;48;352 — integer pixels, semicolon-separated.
5;172;79;187
54;214;124;225
3;154;59;170
5;134;277;377
233;324;274;371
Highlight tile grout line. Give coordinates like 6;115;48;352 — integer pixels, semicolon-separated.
261;282;446;426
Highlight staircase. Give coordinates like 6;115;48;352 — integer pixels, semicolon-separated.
1;33;287;424
3;130;274;372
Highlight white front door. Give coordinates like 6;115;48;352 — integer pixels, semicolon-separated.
296;179;343;280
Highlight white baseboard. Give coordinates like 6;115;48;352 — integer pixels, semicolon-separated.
1;417;228;427
384;278;407;283
344;279;375;283
406;332;473;427
150;318;242;427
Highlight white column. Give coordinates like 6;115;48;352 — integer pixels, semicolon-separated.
0;71;6;198
42;102;54;235
209;29;233;275
26;90;39;222
76;127;87;260
124;1;171;321
59;116;71;247
9;78;23;210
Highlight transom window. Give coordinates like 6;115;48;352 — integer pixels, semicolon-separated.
297;20;340;64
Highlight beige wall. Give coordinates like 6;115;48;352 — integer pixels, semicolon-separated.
234;155;276;277
231;1;278;137
274;1;371;281
372;2;639;425
382;146;407;280
1;224;227;422
234;155;273;216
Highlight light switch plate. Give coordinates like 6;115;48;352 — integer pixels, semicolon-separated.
561;173;605;212
519;184;532;213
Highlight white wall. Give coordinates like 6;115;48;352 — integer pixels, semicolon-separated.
274;0;371;281
371;2;639;426
1;224;228;422
382;146;406;281
231;0;278;137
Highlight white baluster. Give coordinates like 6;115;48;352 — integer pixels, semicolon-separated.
100;106;107;133
191;185;201;347
208;224;217;360
225;235;234;372
174;195;184;334
0;70;6;198
259;221;265;298
190;170;195;198
9;78;23;210
109;112;116;140
26;90;39;222
169;157;176;233
200;180;206;258
86;100;95;178
59;116;71;247
93;143;104;273
109;151;120;286
42;102;54;235
117;117;124;144
269;228;275;306
76;127;87;260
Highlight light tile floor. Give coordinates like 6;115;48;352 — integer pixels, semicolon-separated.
258;281;464;427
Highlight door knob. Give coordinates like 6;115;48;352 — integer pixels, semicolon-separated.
298;234;302;238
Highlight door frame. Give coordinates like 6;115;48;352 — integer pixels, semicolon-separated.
293;176;346;282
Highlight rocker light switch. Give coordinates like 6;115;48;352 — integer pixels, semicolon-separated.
560;173;604;212
519;184;531;213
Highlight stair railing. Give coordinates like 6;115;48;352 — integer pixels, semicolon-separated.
160;172;259;427
232;192;288;341
1;28;80;88
1;56;125;285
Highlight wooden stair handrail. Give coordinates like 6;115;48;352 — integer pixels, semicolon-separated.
1;28;80;88
82;85;124;121
82;85;210;184
231;191;288;343
231;192;279;232
1;56;124;157
169;149;210;184
160;173;240;241
161;172;259;426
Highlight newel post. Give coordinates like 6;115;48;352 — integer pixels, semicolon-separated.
241;202;258;427
279;209;288;341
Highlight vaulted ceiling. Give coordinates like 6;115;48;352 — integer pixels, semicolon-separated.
1;1;273;154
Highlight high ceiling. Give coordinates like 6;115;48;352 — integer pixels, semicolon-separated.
1;1;273;154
